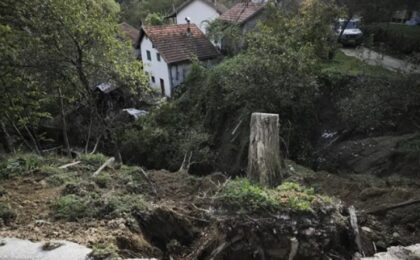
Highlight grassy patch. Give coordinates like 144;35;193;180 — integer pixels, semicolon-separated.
94;173;111;189
220;178;332;213
321;51;394;77
53;194;95;221
79;153;108;168
0;153;44;179
89;243;119;260
53;193;149;221
46;172;79;187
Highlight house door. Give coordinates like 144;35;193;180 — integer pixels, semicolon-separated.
160;79;165;97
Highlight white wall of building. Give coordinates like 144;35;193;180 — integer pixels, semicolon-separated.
169;63;192;87
140;36;172;97
176;0;220;34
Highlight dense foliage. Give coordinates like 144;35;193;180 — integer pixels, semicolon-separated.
120;1;340;173
0;0;147;155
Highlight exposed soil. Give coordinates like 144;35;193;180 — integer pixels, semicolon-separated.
0;156;419;259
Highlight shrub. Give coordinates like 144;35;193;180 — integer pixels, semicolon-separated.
53;194;94;221
89;243;119;260
338;74;420;132
221;178;277;212
94;173;111;189
79;153;108;168
0;153;43;179
101;194;148;218
46;172;78;187
0;203;17;225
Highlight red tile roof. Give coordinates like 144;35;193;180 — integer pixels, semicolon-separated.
139;24;220;64
119;22;140;46
218;2;265;25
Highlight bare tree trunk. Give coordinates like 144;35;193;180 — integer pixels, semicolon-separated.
23;124;42;156
84;114;93;153
247;113;284;187
0;122;15;153
58;86;71;157
9;119;33;152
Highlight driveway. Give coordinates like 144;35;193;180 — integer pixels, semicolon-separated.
340;47;420;74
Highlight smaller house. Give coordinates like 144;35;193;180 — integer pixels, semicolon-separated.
218;1;267;34
137;23;219;97
166;0;227;34
217;1;267;53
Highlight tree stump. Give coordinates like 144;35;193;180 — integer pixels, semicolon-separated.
247;113;283;187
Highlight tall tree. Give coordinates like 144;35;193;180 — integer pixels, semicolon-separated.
0;0;147;154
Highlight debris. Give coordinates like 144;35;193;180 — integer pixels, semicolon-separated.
92;157;115;177
59;161;81;169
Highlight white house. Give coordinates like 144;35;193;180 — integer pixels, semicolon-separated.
167;0;227;34
137;23;220;97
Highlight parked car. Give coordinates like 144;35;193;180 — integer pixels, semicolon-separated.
335;18;363;46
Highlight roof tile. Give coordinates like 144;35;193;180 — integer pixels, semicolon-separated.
218;2;265;24
141;24;219;64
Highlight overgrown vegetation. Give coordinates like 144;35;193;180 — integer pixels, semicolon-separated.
219;178;333;213
53;193;148;221
363;23;420;58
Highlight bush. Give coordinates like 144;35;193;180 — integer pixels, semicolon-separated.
101;194;148;218
94;173;111;189
0;203;17;225
53;193;149;221
0;153;43;179
89;243;118;260
53;194;94;221
363;23;420;56
338;74;420;132
79;153;108;168
46;172;78;187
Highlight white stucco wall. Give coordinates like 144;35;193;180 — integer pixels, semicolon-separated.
176;0;220;34
169;63;192;87
140;36;172;97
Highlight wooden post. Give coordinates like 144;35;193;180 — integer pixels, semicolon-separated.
247;113;283;187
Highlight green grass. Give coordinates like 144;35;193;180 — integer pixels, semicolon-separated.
321;51;395;77
220;178;333;213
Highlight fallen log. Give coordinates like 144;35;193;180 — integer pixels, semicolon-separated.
92;157;115;177
59;161;81;169
366;198;420;215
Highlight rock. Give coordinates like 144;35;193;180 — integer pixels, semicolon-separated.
361;226;372;233
362;244;420;259
0;237;92;260
392;232;400;239
42;241;64;251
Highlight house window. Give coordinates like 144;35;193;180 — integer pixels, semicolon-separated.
146;50;151;61
157;53;161;62
151;76;155;83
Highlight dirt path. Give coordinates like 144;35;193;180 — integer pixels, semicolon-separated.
340;47;420;74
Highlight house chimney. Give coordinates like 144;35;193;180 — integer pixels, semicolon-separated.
185;17;192;36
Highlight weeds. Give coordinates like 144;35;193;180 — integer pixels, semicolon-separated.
89;243;119;260
220;178;332;213
79;153;108;168
0;153;43;179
